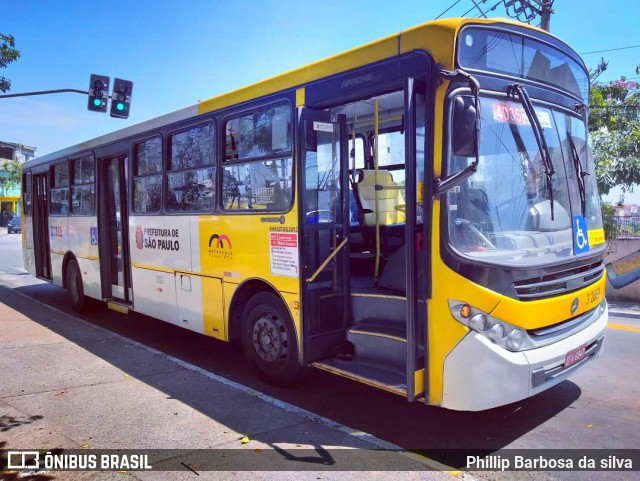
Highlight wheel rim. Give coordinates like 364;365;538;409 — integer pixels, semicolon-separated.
251;312;289;363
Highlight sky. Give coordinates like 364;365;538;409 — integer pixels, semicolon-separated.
1;0;639;199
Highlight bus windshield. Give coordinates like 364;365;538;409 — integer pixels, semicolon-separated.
446;97;604;266
458;27;589;102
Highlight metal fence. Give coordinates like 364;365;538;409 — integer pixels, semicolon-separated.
604;214;640;239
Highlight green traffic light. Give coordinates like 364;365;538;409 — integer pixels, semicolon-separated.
93;98;102;107
116;102;125;111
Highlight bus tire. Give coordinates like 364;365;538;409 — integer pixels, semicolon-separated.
66;259;86;312
241;292;301;386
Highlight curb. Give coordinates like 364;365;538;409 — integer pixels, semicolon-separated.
609;309;640;320
608;309;640;320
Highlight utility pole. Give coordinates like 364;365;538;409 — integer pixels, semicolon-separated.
504;1;552;29
538;0;553;31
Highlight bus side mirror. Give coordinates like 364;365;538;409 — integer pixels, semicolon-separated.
452;97;478;157
435;96;480;194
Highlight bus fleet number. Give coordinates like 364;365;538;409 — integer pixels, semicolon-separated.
585;287;601;306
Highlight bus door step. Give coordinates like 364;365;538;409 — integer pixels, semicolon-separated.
350;293;406;324
311;358;407;398
107;300;130;314
347;320;425;374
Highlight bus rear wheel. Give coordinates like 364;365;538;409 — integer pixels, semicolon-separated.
66;259;86;312
241;292;301;386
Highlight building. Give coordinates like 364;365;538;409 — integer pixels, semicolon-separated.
618;203;640;217
0;140;36;216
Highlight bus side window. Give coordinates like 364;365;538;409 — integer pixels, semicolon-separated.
222;102;292;212
167;123;215;213
223;159;292;211
133;137;162;214
50;161;70;216
71;155;95;216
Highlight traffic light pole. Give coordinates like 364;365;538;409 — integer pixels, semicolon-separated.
0;88;89;98
1;74;133;118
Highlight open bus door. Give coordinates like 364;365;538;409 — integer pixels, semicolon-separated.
298;73;430;401
404;77;430;402
32;172;51;280
97;155;132;305
298;108;350;363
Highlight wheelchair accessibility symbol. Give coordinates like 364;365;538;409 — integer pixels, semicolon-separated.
90;227;98;246
573;216;589;254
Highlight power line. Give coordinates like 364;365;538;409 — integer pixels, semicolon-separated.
590;105;640;109
477;0;504;17
470;0;488;17
504;0;539;23
580;44;640;55
594;77;640;82
461;0;484;17
435;0;463;19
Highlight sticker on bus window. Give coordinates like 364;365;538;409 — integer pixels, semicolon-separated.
587;228;605;246
90;227;98;246
573;216;590;254
313;121;334;133
270;232;298;277
491;102;552;129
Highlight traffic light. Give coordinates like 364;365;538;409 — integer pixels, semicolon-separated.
87;74;109;112
110;78;133;119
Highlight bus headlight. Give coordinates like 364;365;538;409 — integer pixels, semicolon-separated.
448;300;535;352
469;313;488;332
488;323;505;342
506;328;526;351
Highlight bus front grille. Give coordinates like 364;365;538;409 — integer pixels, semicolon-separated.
513;262;604;301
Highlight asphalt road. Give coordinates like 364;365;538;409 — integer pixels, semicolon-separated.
0;232;638;480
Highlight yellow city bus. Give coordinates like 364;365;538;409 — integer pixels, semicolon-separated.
21;17;608;411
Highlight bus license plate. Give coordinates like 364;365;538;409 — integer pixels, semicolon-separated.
564;345;586;368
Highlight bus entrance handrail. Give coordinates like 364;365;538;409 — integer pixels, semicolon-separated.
305;237;349;284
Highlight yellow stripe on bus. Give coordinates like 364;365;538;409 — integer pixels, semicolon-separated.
130;263;176;274
77;255;99;261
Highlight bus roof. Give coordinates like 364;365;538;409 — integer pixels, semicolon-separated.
24;17;567;169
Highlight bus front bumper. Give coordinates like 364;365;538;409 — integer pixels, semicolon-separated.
441;303;608;411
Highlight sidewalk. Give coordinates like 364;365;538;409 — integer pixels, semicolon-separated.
0;285;454;481
606;300;640;319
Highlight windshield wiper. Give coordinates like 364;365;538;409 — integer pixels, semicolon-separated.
568;133;589;217
508;84;556;220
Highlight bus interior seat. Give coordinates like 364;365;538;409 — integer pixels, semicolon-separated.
354;169;405;255
348;189;366;252
377;243;424;293
349;189;360;229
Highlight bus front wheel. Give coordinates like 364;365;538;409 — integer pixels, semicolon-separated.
66;259;86;312
241;292;301;386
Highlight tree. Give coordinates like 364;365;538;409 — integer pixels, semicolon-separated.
0;33;20;93
589;76;640;195
0;160;22;194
